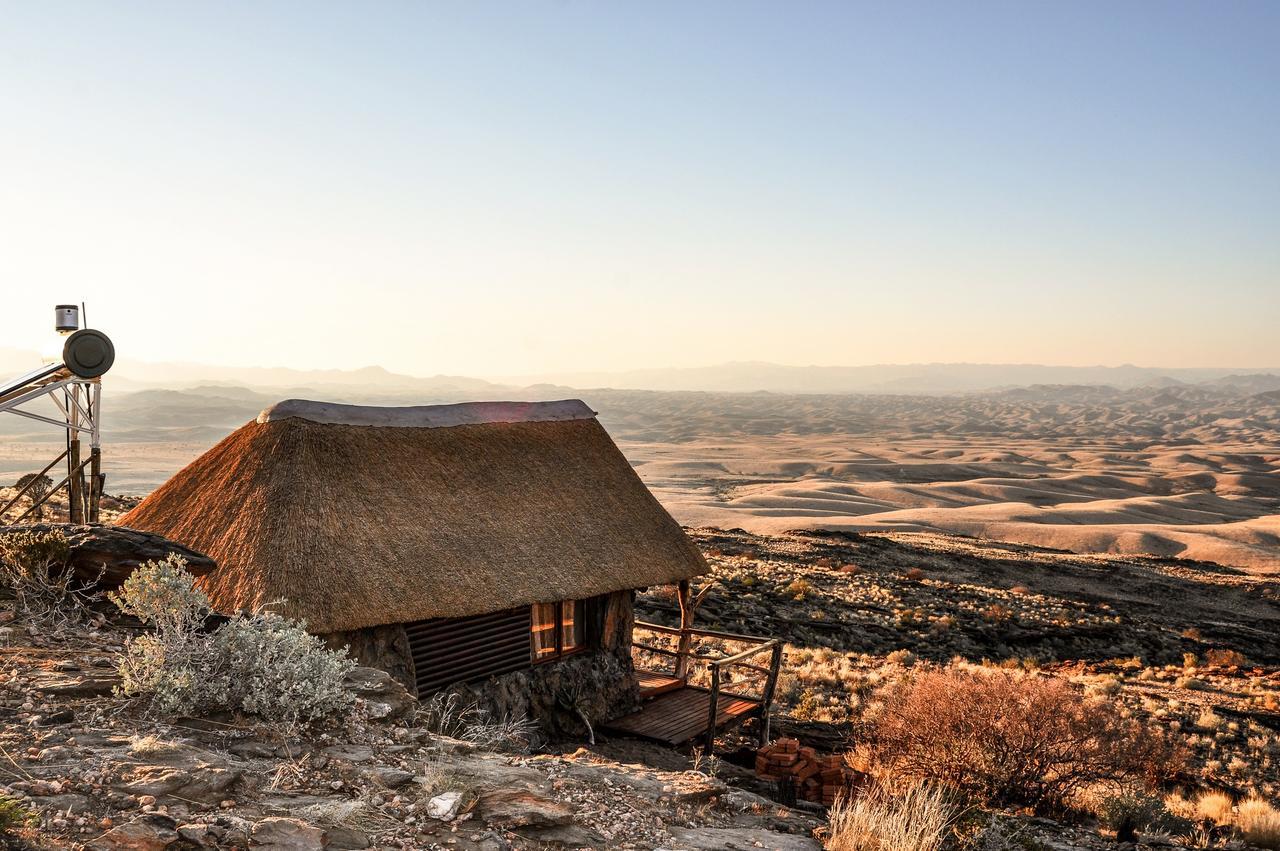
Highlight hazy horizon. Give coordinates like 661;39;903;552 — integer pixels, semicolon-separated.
3;2;1278;376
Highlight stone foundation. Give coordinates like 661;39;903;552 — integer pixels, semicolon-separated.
322;591;641;741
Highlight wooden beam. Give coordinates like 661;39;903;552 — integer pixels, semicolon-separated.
674;580;693;680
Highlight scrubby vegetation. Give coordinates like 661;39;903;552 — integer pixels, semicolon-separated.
110;554;355;729
640;529;1280;850
0;796;35;848
825;781;953;851
0;528;95;627
864;666;1182;811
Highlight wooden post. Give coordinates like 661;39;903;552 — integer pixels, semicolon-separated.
88;446;102;523
674;580;693;680
66;384;83;524
704;663;720;757
67;437;82;524
759;642;783;746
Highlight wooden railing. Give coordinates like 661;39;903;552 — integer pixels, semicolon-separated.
634;620;783;753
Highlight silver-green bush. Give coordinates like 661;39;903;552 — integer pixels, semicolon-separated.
111;555;354;728
214;611;354;729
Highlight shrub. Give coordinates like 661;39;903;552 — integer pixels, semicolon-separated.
112;556;353;728
980;603;1014;625
1097;793;1191;839
787;578;814;600
826;781;953;851
0;795;35;839
886;649;917;667
962;817;1048;851
112;555;223;717
867;667;1182;811
0;528;92;625
418;692;535;751
215;611;354;729
1204;649;1248;668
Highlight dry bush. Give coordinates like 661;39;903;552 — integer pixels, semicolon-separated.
825;781;952;851
867;667;1182;811
1238;797;1280;849
0;528;97;626
1204;649;1248;668
980;603;1013;625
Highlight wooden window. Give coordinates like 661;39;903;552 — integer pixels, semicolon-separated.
406;607;532;698
531;599;586;663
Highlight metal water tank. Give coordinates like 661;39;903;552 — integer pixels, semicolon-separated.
55;305;80;333
63;329;115;378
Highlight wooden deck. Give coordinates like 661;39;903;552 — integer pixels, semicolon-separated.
605;673;763;745
636;669;685;699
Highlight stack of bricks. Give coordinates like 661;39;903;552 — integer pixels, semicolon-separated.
754;738;855;805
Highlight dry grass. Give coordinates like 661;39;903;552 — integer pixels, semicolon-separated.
1194;790;1234;825
826;782;953;851
1238;797;1280;849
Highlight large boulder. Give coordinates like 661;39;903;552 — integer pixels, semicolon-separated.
0;523;215;587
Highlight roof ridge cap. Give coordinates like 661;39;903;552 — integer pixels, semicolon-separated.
256;398;597;428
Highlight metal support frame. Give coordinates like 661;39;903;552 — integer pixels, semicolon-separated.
0;366;104;524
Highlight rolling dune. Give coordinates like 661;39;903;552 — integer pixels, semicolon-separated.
602;386;1280;574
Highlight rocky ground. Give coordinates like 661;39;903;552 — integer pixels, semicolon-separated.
1;591;825;850
3;525;1279;849
640;529;1280;834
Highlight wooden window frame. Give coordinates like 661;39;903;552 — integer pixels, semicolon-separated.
531;598;590;665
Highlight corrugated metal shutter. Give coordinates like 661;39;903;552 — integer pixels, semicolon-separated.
405;607;532;697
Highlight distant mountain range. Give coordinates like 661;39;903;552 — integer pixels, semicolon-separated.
499;361;1280;395
2;346;1278;397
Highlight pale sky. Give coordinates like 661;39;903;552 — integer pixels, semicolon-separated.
2;1;1277;377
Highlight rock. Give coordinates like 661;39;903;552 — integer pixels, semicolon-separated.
177;823;219;847
723;787;778;814
665;826;822;850
36;706;75;725
0;523;216;588
342;667;416;720
86;813;179;850
28;779;63;796
478;789;574;828
364;766;414;788
251;817;326;850
113;744;243;804
43;792;94;814
322;825;370;850
426;791;464;821
29;670;120;697
321;744;375;763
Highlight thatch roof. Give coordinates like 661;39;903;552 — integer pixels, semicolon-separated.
120;399;707;633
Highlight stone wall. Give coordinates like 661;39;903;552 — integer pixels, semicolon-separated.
322;590;641;742
321;622;416;693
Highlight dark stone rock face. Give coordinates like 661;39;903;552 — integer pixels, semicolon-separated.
323;623;416;692
0;522;216;588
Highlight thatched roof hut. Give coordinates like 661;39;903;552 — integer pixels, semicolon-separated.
121;399;707;634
